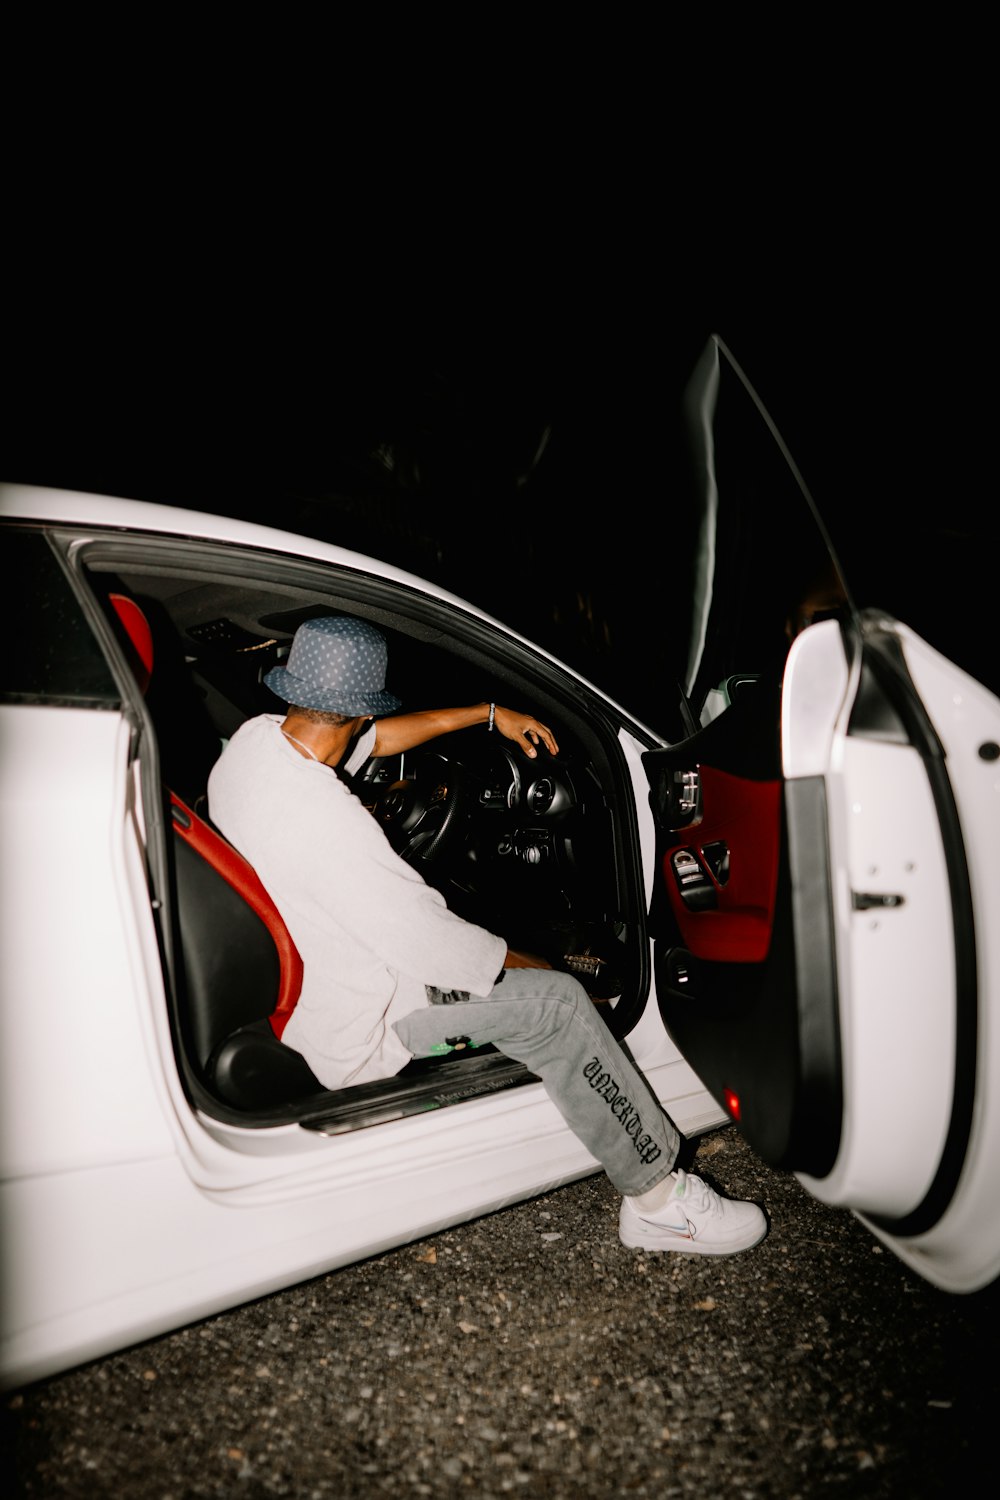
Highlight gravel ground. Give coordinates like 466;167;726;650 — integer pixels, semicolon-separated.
5;1125;998;1498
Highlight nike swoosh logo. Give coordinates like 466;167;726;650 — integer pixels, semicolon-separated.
637;1217;694;1239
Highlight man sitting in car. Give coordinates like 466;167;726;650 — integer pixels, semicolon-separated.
208;614;768;1257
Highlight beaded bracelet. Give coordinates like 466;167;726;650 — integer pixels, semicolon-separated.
487;702;496;732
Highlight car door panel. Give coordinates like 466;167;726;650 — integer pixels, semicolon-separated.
644;335;1000;1292
661;764;781;964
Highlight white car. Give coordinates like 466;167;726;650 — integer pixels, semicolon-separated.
3;337;998;1391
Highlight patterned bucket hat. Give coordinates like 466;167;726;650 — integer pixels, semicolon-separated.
263;616;402;715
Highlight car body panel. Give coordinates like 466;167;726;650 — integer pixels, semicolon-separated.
808;622;1000;1292
0;705;176;1179
0;482;729;1388
785;625;957;1216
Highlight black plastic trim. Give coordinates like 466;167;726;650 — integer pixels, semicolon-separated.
0;526;120;706
784;777;843;1168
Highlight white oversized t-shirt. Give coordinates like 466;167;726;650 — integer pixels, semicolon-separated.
207;715;506;1088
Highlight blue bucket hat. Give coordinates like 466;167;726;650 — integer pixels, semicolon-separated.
263;616;402;715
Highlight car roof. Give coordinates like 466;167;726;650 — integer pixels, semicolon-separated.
0;481;463;595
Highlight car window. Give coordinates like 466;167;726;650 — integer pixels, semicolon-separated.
677;338;854;731
1;527;119;707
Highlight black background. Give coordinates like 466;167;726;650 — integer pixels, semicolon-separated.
5;101;995;707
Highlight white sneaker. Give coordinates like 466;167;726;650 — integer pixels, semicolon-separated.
619;1170;768;1256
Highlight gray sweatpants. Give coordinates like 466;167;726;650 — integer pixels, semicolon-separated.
392;968;681;1197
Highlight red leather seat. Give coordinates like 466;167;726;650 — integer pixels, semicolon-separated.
169;791;302;1041
169;791;322;1108
108;592;323;1109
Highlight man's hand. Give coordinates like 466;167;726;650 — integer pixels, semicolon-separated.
493;707;559;759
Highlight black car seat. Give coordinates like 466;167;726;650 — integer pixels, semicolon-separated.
108;592;327;1110
169;790;326;1108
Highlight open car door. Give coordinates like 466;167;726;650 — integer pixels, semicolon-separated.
645;336;1000;1293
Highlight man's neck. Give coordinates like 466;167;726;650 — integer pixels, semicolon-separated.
280;714;361;768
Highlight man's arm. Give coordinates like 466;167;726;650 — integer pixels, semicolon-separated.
371;703;559;760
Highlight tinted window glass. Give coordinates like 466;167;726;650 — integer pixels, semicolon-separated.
1;528;119;706
678;339;853;725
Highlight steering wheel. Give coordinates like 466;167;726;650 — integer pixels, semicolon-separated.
371;753;467;867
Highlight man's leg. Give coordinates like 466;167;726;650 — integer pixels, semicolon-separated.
394;970;769;1257
393;969;680;1198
